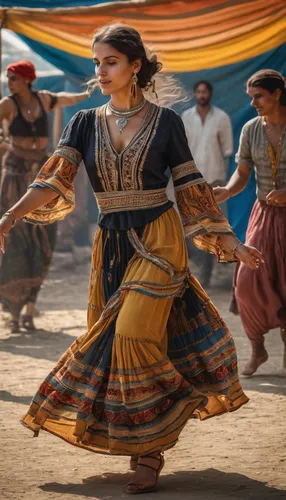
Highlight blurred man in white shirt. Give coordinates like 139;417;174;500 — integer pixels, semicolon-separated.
181;80;233;287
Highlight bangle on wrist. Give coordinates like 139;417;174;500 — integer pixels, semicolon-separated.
2;210;17;227
225;187;233;198
232;242;243;258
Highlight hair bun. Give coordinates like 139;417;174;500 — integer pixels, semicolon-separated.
138;52;162;89
148;55;162;75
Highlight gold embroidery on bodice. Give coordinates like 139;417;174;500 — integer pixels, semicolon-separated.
95;103;162;192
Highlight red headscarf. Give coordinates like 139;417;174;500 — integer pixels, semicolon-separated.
6;60;37;82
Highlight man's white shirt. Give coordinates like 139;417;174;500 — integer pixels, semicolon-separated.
181;105;233;185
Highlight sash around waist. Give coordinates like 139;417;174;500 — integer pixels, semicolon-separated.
94;188;169;214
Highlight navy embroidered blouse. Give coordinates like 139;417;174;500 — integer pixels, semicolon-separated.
25;103;234;261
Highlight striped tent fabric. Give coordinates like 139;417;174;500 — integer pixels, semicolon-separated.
0;0;284;72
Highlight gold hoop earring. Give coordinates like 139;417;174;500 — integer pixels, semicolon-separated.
131;72;138;98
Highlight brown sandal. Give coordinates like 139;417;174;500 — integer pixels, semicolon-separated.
21;315;36;331
126;453;165;495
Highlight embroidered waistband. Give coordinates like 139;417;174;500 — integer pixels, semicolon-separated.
94;188;169;214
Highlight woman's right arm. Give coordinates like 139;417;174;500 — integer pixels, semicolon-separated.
213;121;253;203
0;98;14;151
213;164;251;202
0;187;58;252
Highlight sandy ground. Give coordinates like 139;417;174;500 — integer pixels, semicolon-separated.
0;253;285;500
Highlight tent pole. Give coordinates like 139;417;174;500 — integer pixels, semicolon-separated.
0;9;8;100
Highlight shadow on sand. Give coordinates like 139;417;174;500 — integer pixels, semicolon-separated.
40;468;285;499
0;328;78;362
0;390;32;405
241;374;286;396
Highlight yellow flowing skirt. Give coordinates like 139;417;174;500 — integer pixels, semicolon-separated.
21;208;248;456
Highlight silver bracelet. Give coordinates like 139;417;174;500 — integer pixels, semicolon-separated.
232;242;243;258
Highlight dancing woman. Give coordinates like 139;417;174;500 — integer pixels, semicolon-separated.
0;60;89;332
0;27;262;494
214;70;286;376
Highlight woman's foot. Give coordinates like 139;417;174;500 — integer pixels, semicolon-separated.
126;453;165;495
21;315;36;331
242;345;268;376
21;302;36;331
8;318;20;334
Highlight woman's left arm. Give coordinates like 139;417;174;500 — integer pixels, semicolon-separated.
40;90;90;110
52;91;90;108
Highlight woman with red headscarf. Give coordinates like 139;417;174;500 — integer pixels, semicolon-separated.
0;60;89;333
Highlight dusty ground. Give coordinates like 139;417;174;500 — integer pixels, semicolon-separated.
0;253;285;500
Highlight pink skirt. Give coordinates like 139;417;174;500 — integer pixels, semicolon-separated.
234;200;286;341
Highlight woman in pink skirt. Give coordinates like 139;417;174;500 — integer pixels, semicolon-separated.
214;69;286;376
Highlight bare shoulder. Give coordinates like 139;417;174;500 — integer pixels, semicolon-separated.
0;96;14;110
38;89;53;99
0;96;15;119
37;90;54;110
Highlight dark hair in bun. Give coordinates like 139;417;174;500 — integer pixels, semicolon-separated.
138;54;162;88
90;23;186;107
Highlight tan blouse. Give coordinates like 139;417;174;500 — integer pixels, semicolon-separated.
235;116;286;200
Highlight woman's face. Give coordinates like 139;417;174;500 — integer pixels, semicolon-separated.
93;42;140;96
7;70;29;95
247;85;281;116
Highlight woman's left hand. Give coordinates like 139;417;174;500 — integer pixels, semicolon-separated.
234;244;264;270
266;188;286;206
0;216;14;253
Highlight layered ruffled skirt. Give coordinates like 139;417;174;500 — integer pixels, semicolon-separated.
21;207;248;456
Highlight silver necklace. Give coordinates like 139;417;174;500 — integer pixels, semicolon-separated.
107;98;146;135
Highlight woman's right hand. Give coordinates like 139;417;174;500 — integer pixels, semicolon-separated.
213;187;231;203
0;216;14;253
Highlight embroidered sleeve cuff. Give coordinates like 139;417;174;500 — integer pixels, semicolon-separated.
172;160;205;189
175;180;236;262
23;155;78;225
